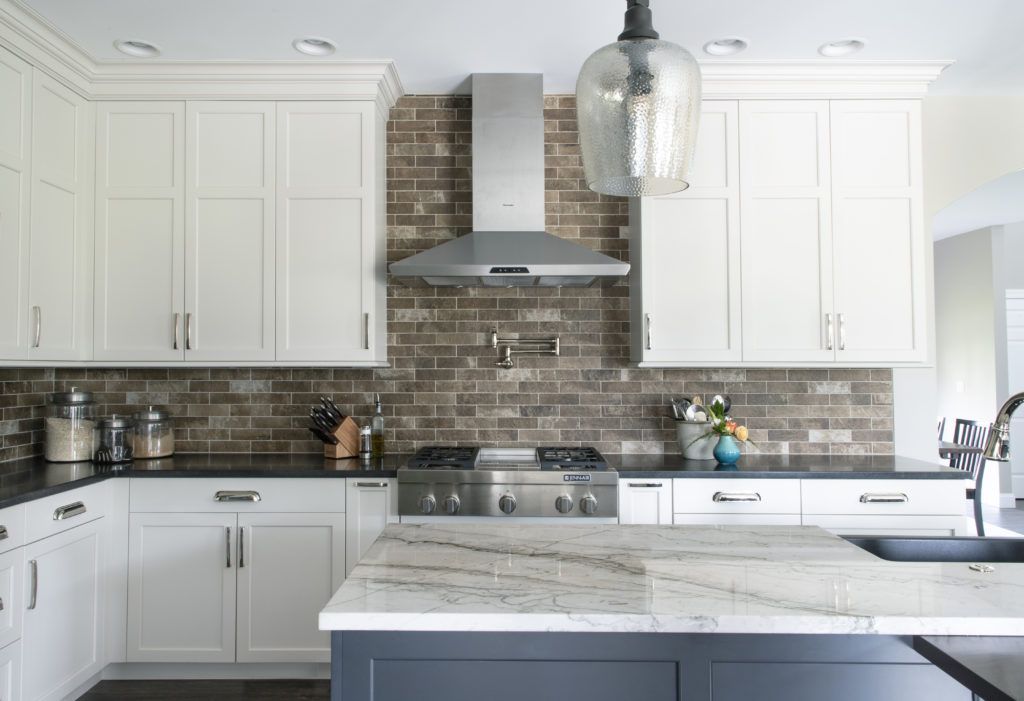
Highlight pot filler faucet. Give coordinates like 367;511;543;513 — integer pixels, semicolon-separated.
983;391;1024;461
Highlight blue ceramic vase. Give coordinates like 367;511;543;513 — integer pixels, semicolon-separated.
713;434;742;465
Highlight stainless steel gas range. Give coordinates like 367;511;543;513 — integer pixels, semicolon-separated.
397;446;618;522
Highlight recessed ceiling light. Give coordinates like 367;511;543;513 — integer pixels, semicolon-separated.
703;37;748;56
113;40;161;58
292;37;336;57
818;38;866;57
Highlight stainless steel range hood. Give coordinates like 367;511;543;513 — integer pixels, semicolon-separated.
389;74;630;288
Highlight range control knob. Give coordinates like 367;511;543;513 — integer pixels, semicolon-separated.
579;495;598;515
555;495;574;514
498;494;517;515
419;495;437;515
443;495;461;515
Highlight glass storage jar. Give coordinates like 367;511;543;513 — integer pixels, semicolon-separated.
44;387;97;462
133;406;174;459
95;415;136;464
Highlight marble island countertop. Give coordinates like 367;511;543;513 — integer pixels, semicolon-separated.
319;523;1024;636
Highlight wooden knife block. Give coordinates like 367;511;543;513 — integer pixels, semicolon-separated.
324;416;360;459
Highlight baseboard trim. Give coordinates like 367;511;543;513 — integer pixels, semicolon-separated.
102;662;330;680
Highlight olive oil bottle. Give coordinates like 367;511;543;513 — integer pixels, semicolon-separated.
370;393;385;457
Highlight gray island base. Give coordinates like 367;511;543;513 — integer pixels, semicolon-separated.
320;524;1024;701
331;631;967;701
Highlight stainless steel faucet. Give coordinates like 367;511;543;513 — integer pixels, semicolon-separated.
983;391;1024;461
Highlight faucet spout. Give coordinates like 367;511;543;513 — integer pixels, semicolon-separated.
983;391;1024;461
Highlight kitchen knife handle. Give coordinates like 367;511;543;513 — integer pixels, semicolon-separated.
32;306;41;348
825;313;834;351
363;313;370;350
185;313;193;350
173;312;180;350
645;313;653;351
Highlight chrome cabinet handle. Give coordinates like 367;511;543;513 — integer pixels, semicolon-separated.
214;490;261;503
0;526;9;541
226;527;231;568
28;560;37;610
859;492;908;504
185;312;193;350
645;313;653;351
629;483;664;488
355;482;388;488
238;526;245;568
364;313;370;350
838;312;846;351
32;306;41;348
53;501;86;521
825;313;834;351
173;312;180;350
712;492;762;503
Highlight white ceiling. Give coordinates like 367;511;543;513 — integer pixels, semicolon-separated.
17;0;1024;95
933;169;1024;240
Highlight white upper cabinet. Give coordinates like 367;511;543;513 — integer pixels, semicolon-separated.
739;100;836;363
830;100;926;363
276;102;385;363
28;73;93;361
0;46;31;360
185;102;276;361
631;101;741;365
94;102;185;362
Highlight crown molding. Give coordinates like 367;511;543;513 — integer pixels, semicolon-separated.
0;0;404;110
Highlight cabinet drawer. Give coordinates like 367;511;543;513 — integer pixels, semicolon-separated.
801;479;965;516
0;505;25;555
803;514;964;536
25;482;108;543
673;479;801;514
0;549;23;650
129;478;346;513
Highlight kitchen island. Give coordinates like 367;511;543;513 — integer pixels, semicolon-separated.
320;523;1023;701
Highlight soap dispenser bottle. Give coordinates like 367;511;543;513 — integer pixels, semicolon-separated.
370;393;385;457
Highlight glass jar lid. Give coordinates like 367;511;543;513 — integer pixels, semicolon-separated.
46;386;94;405
134;406;170;422
98;415;135;429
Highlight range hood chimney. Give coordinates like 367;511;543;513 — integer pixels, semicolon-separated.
389;73;630;288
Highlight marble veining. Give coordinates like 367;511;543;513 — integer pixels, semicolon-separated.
319;524;1024;636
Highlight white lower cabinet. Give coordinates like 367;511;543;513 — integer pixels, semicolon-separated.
673;478;802;526
801;479;966;536
0;640;21;701
618;480;673;525
22;519;104;701
345;479;396;576
236;513;345;663
127;513;236;663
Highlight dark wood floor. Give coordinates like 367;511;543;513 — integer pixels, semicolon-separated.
78;680;329;700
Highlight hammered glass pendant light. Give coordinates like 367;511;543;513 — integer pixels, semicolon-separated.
576;0;701;196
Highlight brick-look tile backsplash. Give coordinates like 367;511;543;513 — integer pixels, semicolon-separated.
0;95;894;462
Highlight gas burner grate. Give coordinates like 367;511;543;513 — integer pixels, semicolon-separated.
407;446;480;470
536;446;608;470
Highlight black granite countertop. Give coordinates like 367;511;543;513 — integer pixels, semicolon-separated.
608;453;968;479
0;452;966;512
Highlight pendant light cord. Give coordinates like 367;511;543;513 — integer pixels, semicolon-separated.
618;0;660;41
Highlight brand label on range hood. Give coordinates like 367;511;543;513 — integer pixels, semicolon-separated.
490;266;530;274
563;474;592;482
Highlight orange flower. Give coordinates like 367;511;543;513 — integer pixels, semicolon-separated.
735;425;749;442
726;420;737;434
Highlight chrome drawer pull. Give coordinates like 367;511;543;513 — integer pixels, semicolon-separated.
28;560;37;610
629;483;663;488
355;482;388;488
226;527;231;568
712;492;761;503
53;501;86;521
214;490;261;503
859;492;908;504
0;526;9;541
238;526;245;568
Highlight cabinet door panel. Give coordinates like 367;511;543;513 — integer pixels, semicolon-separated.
831;101;926;362
127;513;236;662
0;548;23;650
618;481;673;525
95;102;185;361
346;479;395;576
23;520;104;701
185;102;275;361
236;513;345;663
0;640;20;701
0;48;31;360
276;102;376;362
632;101;740;364
740;101;834;362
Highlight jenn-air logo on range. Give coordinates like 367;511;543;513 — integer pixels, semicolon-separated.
563;474;592;482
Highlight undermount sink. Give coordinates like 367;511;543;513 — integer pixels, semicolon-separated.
842;536;1024;563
